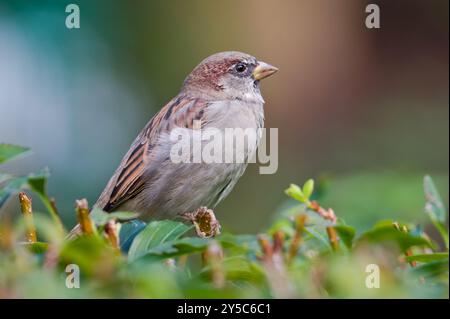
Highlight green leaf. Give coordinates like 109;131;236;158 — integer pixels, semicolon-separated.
424;175;446;223
90;208;139;226
145;237;209;258
267;219;295;237
14;212;66;243
128;220;192;261
27;242;49;254
411;259;449;279
60;235;116;276
26;169;63;230
405;252;448;263
285;184;307;203
357;224;432;252
0;173;12;184
0;169;51;209
217;234;260;254
0;144;30;164
305;227;332;250
0;176;28;208
119;220;147;253
334;224;356;249
275;202;308;220
27;169;53;215
201;256;266;283
302;179;314;199
28;174;47;196
423;175;449;249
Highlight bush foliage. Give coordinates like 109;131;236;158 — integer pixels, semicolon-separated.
0;143;448;298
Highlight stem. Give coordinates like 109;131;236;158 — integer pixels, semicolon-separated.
308;201;337;224
75;199;95;236
257;234;296;298
50;197;60;218
326;226;339;251
288;215;307;263
272;230;285;254
257;234;273;261
105;220;120;255
393;222;417;267
19;192;37;243
205;241;225;288
0;214;13;251
37;193;65;235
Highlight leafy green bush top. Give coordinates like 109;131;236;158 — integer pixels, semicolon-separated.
0;144;448;298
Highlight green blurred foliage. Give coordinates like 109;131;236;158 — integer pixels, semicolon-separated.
0;146;448;298
0;0;448;298
0;1;448;234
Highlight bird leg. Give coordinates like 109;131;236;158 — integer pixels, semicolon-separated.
180;207;221;238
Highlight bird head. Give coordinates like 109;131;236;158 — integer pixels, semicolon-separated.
182;51;278;103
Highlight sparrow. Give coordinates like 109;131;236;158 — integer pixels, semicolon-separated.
70;51;277;236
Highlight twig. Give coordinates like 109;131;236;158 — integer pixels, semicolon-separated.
273;230;284;254
202;241;225;288
257;233;296;298
43;245;59;269
105;220;120;255
326;226;339;251
75;199;95;236
19;192;37;243
257;234;273;261
50;197;60;218
0;214;13;251
288;214;307;263
309;201;337;224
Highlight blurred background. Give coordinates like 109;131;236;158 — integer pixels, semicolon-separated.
0;0;448;234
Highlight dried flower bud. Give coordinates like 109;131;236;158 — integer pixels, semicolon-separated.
183;207;221;238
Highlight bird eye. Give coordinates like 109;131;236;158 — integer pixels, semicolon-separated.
235;63;247;73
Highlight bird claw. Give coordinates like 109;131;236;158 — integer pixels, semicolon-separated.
180;207;221;238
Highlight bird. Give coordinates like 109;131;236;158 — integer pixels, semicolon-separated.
69;51;277;237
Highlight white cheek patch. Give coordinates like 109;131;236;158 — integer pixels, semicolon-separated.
244;89;265;104
219;76;264;104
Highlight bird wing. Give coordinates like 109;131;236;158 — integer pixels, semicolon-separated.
95;95;209;212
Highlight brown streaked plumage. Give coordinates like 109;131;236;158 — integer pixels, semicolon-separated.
98;95;208;212
68;51;277;238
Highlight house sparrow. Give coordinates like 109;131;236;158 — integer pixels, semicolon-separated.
70;51;277;236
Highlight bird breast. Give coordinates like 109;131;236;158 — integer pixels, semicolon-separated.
133;99;265;220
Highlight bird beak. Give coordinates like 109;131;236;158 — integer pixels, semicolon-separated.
252;61;279;81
